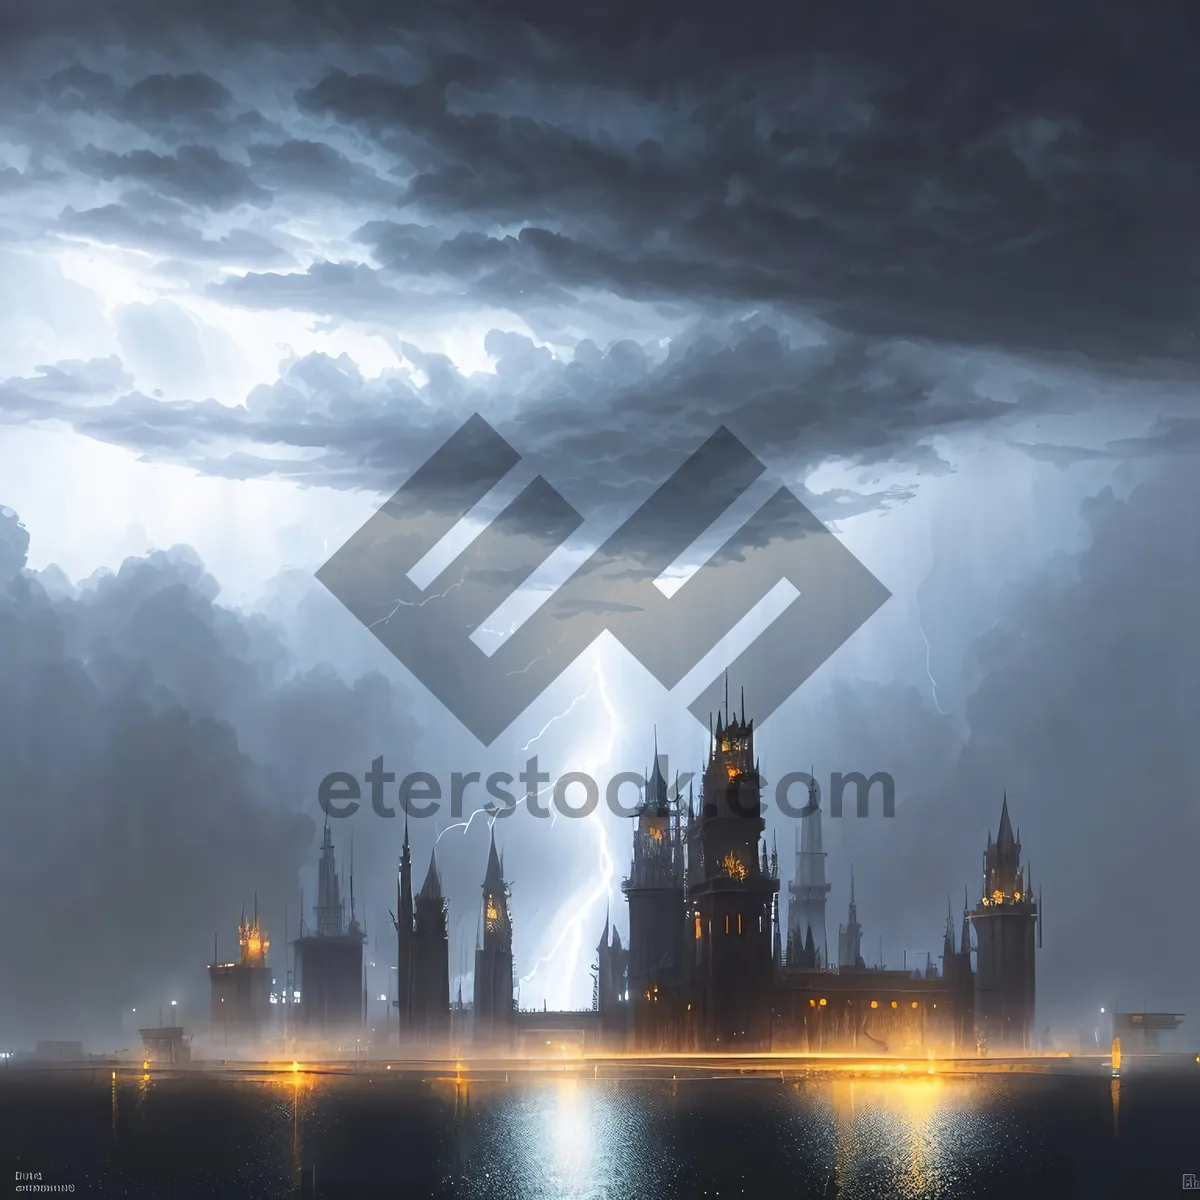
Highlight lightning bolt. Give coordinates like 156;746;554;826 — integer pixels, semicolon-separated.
366;577;465;629
917;604;949;716
435;804;496;843
518;650;619;1008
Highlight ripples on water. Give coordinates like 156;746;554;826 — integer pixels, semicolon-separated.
2;1067;1196;1198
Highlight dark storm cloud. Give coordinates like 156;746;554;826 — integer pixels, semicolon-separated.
75;144;272;211
44;66;237;133
245;139;399;204
0;319;1024;517
58;202;295;266
2;1;1196;363
0;506;418;1043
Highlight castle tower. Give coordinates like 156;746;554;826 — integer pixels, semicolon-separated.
788;776;830;967
394;818;414;1040
593;910;629;1036
939;891;975;1049
293;822;366;1032
836;866;865;969
315;819;349;938
412;848;450;1040
622;741;685;1043
473;829;515;1042
686;697;779;1049
209;896;271;1043
969;795;1037;1050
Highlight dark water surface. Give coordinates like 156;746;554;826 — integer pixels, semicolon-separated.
2;1065;1197;1198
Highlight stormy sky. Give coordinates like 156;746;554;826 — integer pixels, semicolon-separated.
1;1;1198;1043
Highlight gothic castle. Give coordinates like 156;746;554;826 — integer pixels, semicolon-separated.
261;703;1039;1053
382;702;1044;1054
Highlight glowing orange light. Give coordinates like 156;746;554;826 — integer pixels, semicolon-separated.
870;1000;878;1009
721;852;747;882
819;998;827;1007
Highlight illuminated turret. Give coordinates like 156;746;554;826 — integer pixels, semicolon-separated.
686;688;779;1049
210;896;271;1041
238;893;269;967
473;829;515;1041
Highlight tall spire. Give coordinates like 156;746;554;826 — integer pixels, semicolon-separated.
724;669;729;723
998;791;1014;847
419;846;442;900
484;826;504;890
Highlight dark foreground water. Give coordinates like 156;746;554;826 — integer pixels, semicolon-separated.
2;1064;1197;1198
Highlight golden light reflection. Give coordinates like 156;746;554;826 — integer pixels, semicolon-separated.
835;1075;969;1196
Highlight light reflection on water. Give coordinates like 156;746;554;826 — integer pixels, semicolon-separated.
451;1073;1020;1199
8;1065;1183;1198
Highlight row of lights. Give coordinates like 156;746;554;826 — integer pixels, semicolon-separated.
809;998;921;1009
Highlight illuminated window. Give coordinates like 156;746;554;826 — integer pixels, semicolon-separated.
738;914;743;935
721;852;747;882
725;914;730;935
695;914;702;940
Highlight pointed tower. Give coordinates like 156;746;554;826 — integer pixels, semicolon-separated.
593;909;629;1035
970;794;1038;1050
293;822;365;1033
210;898;272;1041
622;737;685;1046
412;847;450;1039
473;829;515;1042
686;704;779;1049
316;819;346;937
788;775;831;969
836;866;864;969
394;819;415;1040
